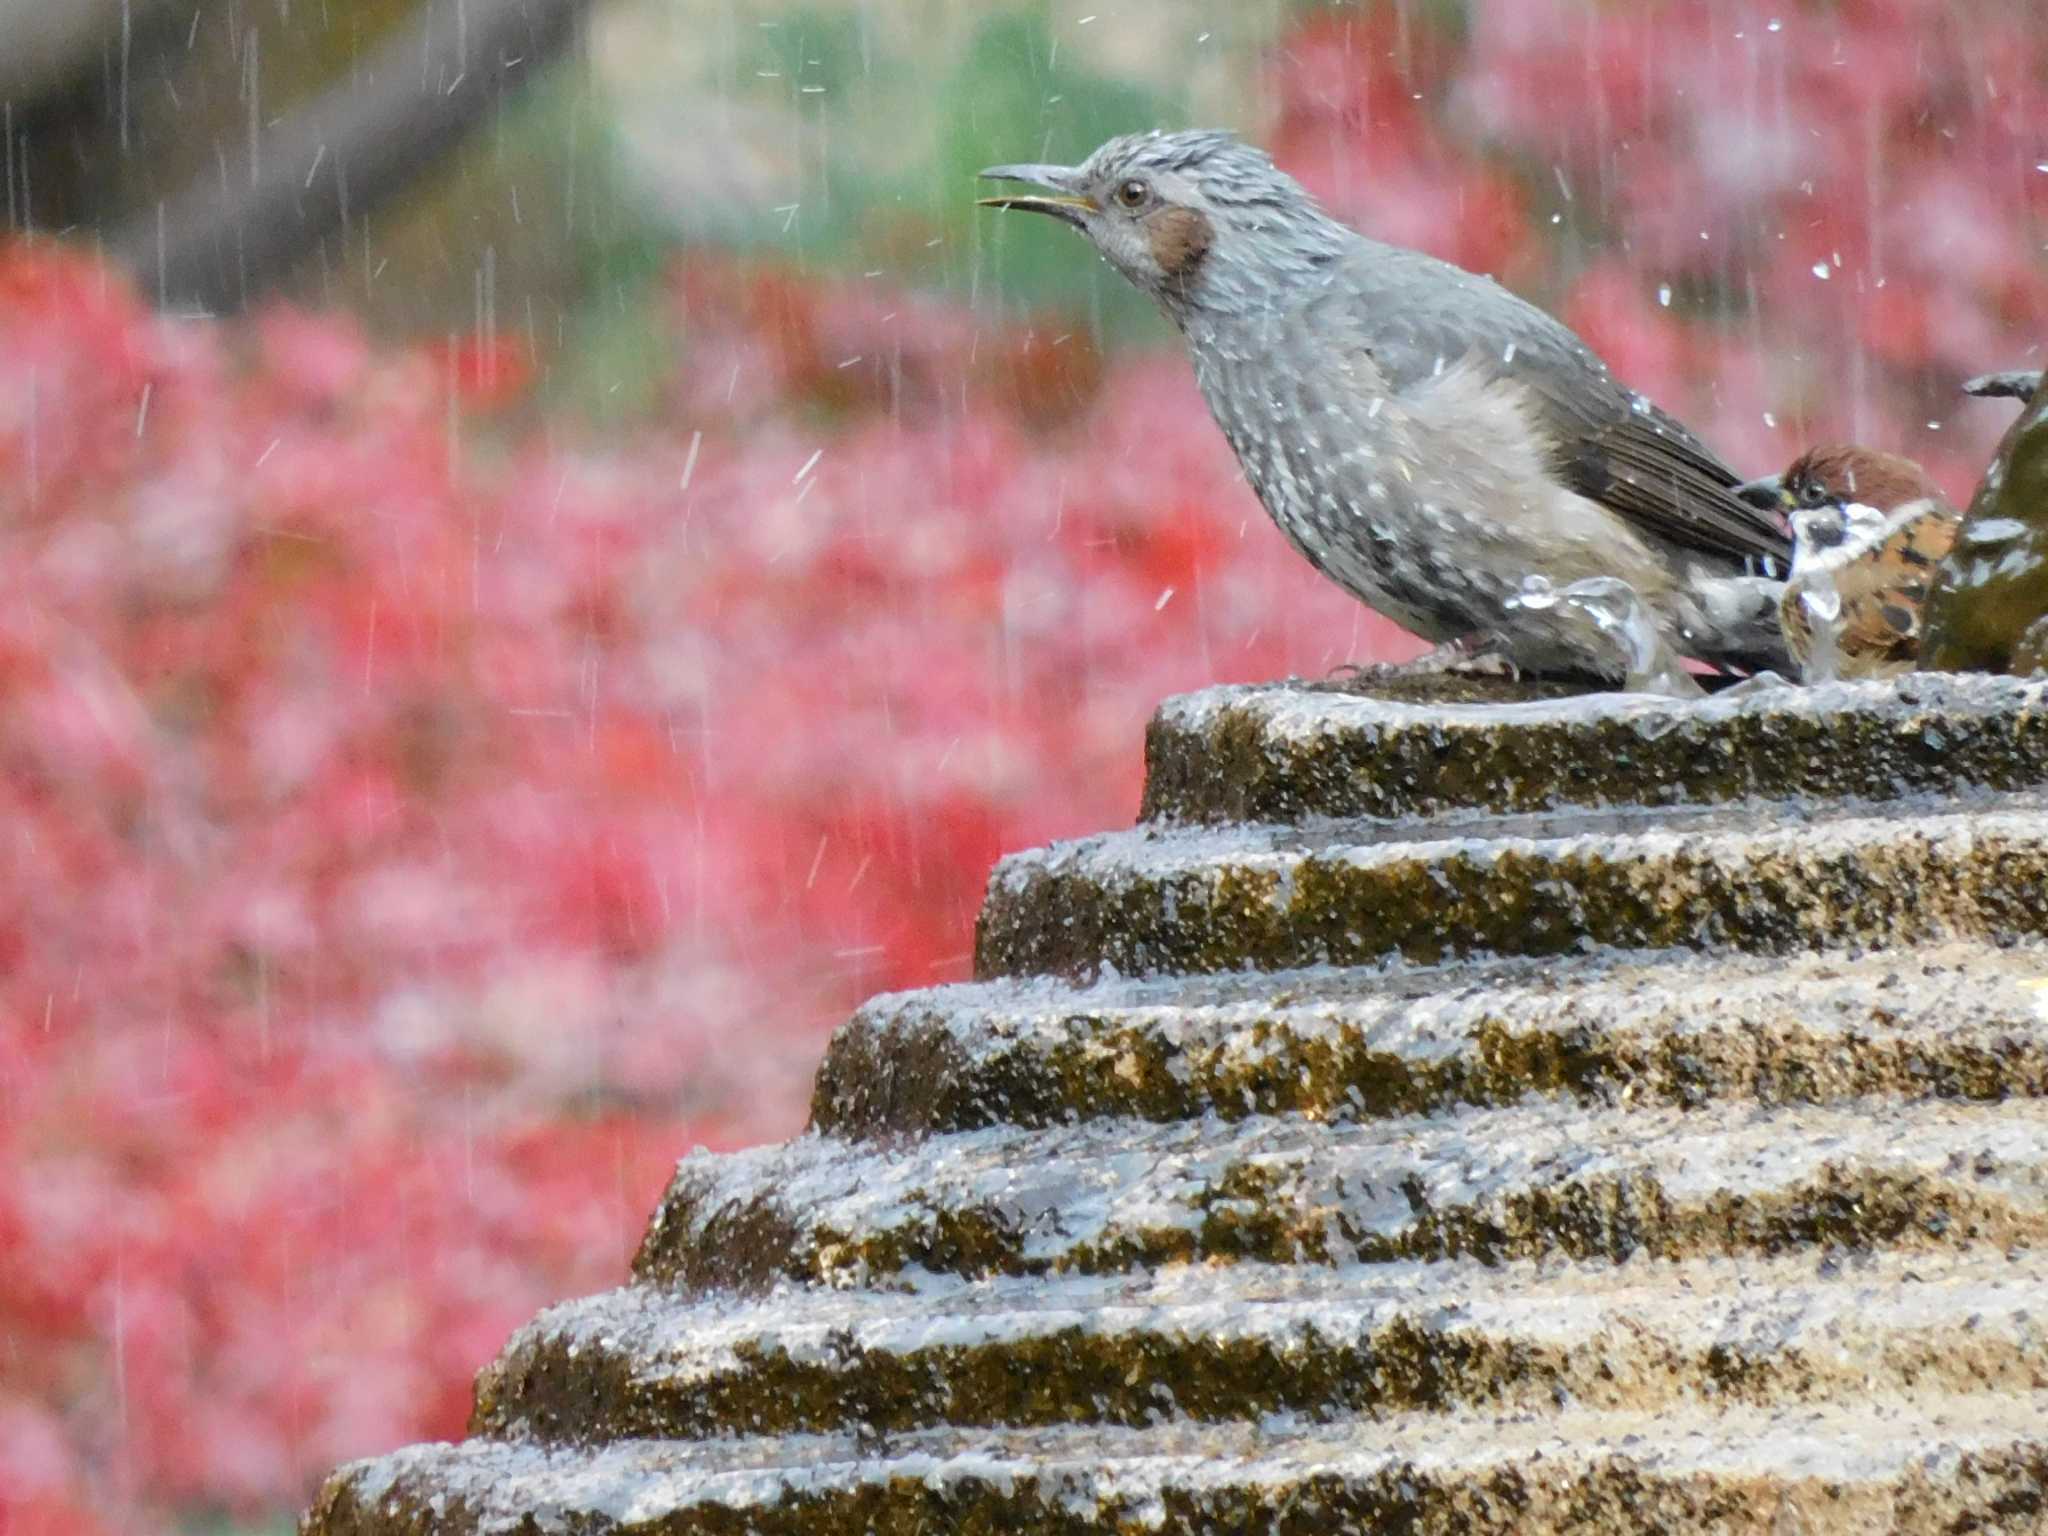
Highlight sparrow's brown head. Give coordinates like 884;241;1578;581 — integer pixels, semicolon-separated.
1735;446;1951;520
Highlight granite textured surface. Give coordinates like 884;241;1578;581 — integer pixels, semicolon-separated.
304;675;2048;1534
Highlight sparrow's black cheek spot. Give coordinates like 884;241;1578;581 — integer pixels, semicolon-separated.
1899;544;1938;567
1147;206;1214;282
1881;603;1917;635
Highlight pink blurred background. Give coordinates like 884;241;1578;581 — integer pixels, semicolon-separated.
2;2;2043;1530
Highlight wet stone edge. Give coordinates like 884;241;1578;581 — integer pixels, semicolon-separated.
471;1293;2039;1445
1139;678;2048;825
301;1439;2048;1536
972;831;2048;979
806;1001;2047;1140
633;1159;2047;1292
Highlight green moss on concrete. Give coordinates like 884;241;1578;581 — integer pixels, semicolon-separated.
307;670;2048;1536
807;1018;1001;1137
811;989;2048;1141
974;824;2048;979
480;1299;2040;1446
477;1315;1556;1443
633;1186;804;1294
1415;1168;2038;1269
1141;677;2048;825
632;1152;2048;1291
302;1439;2048;1536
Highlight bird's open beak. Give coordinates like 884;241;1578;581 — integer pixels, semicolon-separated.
977;164;1095;228
1732;473;1790;513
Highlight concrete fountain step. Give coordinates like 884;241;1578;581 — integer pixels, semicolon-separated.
476;1247;2047;1444
634;1094;2048;1291
1140;673;2048;825
302;676;2048;1536
309;1394;2048;1535
974;792;2048;977
815;942;2048;1137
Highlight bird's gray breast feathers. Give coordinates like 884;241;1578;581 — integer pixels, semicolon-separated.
1190;305;1672;646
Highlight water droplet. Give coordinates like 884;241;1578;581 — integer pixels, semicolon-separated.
1962;518;2029;548
1811;263;1831;280
1657;284;1672;307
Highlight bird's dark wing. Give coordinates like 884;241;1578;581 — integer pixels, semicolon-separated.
1327;245;1789;571
1539;388;1791;571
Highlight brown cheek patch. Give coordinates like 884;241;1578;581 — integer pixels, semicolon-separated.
1147;207;1214;282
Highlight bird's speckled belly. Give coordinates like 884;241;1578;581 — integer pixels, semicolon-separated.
1236;451;1471;641
1195;333;1707;673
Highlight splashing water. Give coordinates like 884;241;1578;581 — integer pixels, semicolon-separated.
1507;573;1563;613
1507;574;1705;697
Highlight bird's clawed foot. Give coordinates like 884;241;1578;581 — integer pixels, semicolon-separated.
1709;669;1796;698
1328;635;1520;684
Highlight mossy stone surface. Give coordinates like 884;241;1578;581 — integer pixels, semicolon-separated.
810;945;2048;1138
471;1247;2046;1446
1141;673;2048;824
630;1093;2048;1289
974;799;2048;978
302;676;2048;1535
304;1408;2048;1535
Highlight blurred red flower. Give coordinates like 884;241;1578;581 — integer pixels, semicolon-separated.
3;5;2041;1532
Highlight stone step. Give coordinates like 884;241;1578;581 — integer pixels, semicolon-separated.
475;1248;2047;1444
635;1094;2048;1290
814;942;2048;1137
306;1394;2048;1535
973;793;2048;977
1140;673;2048;825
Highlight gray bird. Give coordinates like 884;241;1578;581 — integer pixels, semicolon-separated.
979;130;1791;678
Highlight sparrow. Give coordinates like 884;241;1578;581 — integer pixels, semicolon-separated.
978;130;1791;681
1733;447;1959;682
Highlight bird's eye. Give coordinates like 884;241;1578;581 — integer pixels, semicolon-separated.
1799;480;1830;508
1114;178;1149;209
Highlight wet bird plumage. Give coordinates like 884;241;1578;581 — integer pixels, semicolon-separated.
1738;445;1960;681
980;129;1791;677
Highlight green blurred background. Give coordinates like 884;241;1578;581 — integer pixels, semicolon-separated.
11;0;1308;424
